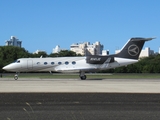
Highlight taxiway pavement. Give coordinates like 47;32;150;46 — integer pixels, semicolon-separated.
0;78;160;93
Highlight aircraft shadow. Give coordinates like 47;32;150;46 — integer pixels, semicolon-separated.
85;78;104;80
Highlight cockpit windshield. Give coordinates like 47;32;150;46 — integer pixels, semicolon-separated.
14;60;20;63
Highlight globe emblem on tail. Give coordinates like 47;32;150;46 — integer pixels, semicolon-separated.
128;44;139;56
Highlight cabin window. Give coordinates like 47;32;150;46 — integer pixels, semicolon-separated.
44;62;48;65
72;61;76;65
65;61;69;65
17;60;20;63
58;62;62;65
51;62;54;65
37;62;40;65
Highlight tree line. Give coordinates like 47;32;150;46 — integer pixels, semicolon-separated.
1;46;160;73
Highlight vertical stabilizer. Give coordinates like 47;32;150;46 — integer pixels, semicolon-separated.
116;37;155;59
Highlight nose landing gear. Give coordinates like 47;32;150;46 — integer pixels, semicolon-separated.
14;73;19;80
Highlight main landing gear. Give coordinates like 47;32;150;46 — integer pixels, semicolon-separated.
79;71;87;80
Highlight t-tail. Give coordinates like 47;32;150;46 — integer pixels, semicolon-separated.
115;37;156;59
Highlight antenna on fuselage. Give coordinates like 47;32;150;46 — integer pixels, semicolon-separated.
40;55;43;58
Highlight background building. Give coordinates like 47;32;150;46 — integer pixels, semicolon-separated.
52;45;66;53
33;50;46;54
70;41;104;56
102;50;109;55
5;36;22;47
139;47;154;58
52;45;61;53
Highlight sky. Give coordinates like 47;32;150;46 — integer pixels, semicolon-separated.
0;0;159;54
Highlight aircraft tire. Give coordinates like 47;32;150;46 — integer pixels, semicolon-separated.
14;75;18;80
80;75;86;80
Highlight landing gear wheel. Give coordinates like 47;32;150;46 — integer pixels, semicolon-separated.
14;75;18;80
80;75;86;80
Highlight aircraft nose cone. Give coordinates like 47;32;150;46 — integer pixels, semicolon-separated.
3;66;9;70
2;64;21;72
3;65;13;71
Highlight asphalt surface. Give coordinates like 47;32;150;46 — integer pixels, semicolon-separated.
1;93;160;120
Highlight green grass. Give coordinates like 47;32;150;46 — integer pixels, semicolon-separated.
1;73;160;79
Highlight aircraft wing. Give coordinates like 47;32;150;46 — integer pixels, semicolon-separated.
100;57;112;69
54;66;99;72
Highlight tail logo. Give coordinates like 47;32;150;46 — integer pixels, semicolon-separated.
128;44;139;56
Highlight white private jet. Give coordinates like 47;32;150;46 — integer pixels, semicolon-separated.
3;37;155;80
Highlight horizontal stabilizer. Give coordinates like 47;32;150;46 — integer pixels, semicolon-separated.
130;37;156;42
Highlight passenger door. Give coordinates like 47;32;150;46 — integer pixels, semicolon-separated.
27;60;33;69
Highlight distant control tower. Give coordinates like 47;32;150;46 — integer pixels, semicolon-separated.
5;36;22;48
